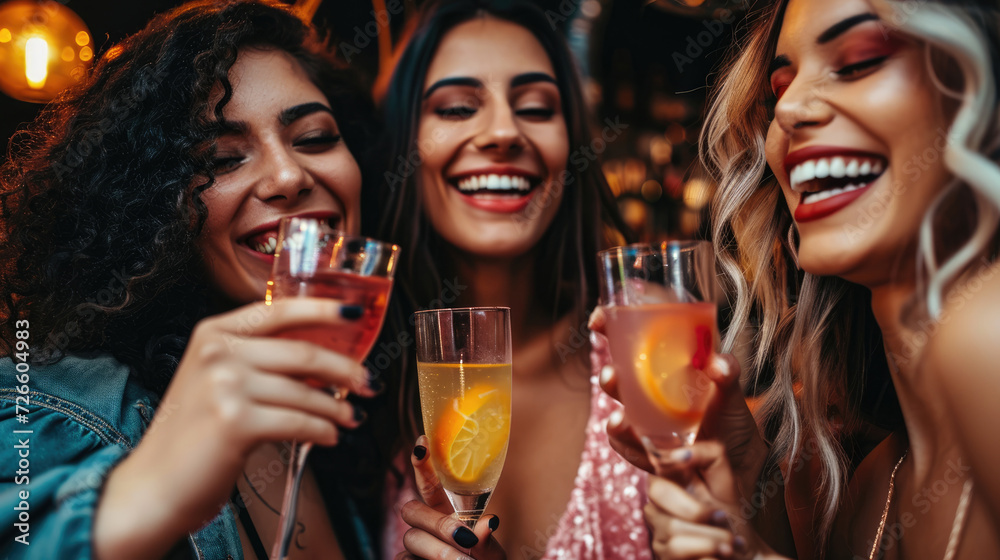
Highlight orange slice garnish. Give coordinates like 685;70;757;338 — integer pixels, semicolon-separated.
434;384;510;483
636;324;713;421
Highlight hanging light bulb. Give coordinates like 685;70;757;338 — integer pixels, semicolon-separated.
0;0;92;103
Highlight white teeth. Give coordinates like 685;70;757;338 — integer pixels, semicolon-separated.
830;157;846;178
252;235;278;255
815;159;830;179
802;183;866;204
455;174;533;192
796;161;816;191
789;156;886;192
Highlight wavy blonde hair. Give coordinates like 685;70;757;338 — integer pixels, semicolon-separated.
702;0;1000;550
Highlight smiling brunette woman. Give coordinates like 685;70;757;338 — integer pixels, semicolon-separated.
0;2;383;559
626;0;1000;558
373;1;646;559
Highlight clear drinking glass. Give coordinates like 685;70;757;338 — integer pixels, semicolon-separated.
414;307;512;528
598;241;718;449
267;217;399;560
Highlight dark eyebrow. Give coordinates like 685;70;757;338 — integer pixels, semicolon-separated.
279;102;334;126
423;77;482;99
769;54;792;77
510;72;557;89
817;13;879;44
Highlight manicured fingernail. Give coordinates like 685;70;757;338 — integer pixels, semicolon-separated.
453;526;479;548
367;372;385;394
711;509;728;526
413;445;427;460
685;483;696;495
353;404;367;423
340;305;364;320
600;365;614;386
671;448;692;462
714;355;731;378
488;515;500;531
718;542;733;557
734;536;747;551
608;409;624;428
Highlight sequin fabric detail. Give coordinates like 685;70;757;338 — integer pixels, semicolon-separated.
538;372;651;560
382;364;651;559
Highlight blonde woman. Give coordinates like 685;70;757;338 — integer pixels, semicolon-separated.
609;0;1000;558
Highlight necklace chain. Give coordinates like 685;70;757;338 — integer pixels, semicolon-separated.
868;450;974;560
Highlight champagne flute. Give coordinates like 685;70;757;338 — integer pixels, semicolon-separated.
414;307;512;528
598;241;718;450
266;216;398;560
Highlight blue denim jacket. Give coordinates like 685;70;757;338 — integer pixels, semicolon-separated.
0;354;242;559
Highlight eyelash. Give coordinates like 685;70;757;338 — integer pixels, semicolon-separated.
295;134;341;147
211;156;244;174
516;107;555;118
435;106;476;119
835;55;888;77
433;106;555;120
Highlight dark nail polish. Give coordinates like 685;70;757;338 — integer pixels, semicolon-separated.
488;515;500;531
711;509;729;526
367;374;385;394
734;536;747;551
452;526;479;548
353;404;367;423
671;448;692;462
340;305;364;320
413;445;427;461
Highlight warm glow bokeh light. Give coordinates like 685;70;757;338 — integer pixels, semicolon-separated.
24;35;47;88
0;0;92;102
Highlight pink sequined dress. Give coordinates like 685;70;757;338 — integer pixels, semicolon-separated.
382;363;652;559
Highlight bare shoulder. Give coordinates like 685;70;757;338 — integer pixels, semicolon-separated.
923;260;1000;382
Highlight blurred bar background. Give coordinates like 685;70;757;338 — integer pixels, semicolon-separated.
0;0;753;239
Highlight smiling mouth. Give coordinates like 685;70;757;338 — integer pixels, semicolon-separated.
451;173;538;197
790;155;887;205
239;215;341;257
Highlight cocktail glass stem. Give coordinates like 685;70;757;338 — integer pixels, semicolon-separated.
447;490;493;528
270;440;312;560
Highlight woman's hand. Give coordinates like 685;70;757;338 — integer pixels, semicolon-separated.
644;442;782;560
588;306;769;496
396;435;506;560
94;298;378;560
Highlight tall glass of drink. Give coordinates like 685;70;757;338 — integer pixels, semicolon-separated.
598;241;717;449
414;307;512;528
267;216;399;560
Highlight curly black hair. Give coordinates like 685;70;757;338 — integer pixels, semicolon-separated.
0;0;376;396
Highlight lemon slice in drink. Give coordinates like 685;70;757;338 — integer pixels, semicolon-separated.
434;384;510;483
636;324;713;421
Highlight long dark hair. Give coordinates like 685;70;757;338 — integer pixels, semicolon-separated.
0;0;374;395
370;0;632;450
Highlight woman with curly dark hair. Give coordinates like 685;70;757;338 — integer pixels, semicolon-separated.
0;1;383;558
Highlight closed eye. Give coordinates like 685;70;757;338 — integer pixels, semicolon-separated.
835;55;888;78
211;155;244;174
435;106;476;119
294;134;341;151
515;107;555;119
